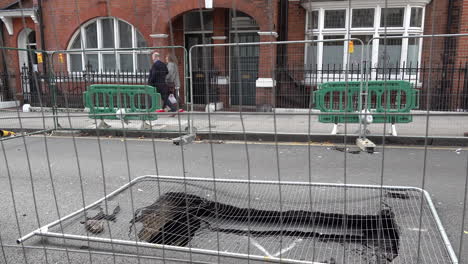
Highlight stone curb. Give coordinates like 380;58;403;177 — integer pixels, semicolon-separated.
5;128;468;146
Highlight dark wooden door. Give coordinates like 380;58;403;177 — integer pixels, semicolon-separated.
230;33;259;106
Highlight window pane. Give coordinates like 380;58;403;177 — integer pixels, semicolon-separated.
324;10;346;28
70;54;82;71
378;36;402;70
102;18;115;48
136;32;147;48
119;21;133;48
137;54;151;71
120;54;133;72
380;8;404;27
407;37;420;69
307;11;319;30
185;11;213;31
352;9;374;28
323;35;344;67
103;54;116;71
84;54;98;71
85;22;98;48
71;33;81;49
306;36;318;69
349;35;373;71
410;8;423;27
231;11;259;30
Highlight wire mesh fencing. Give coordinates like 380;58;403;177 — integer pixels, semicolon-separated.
14;176;459;263
366;34;468;112
1;70;468;263
0;46;196;133
1;0;468;263
1;132;467;264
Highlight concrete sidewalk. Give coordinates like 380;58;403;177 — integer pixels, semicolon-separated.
1;109;467;139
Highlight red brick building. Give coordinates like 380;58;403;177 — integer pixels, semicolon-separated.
0;0;467;110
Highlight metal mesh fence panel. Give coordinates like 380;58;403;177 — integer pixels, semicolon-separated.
0;0;468;264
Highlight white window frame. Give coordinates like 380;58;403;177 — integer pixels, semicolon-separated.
67;17;149;74
304;3;426;83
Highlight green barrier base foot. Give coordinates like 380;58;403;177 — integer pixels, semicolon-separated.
390;124;397;136
331;124;338;135
97;120;111;129
356;137;376;153
140;121;152;130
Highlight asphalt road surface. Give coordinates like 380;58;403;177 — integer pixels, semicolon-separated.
0;136;467;263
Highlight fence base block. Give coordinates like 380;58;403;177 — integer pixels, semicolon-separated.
172;134;196;146
356;137;376;153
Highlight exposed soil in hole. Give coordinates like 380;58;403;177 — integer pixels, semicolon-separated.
130;192;400;262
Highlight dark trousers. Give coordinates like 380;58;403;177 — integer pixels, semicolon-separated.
157;84;176;112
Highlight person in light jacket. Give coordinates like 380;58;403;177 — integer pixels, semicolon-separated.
165;54;181;113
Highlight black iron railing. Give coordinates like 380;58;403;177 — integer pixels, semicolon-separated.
275;63;468;111
11;63;468;111
20;66;151;108
0;71;13;102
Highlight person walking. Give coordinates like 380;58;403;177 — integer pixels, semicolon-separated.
148;52;172;112
165;54;184;116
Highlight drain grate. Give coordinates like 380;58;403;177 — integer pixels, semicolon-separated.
19;176;457;264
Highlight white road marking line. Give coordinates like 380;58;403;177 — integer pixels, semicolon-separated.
408;228;428;232
273;239;302;257
250;238;273;258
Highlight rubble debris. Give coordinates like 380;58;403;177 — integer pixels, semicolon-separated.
333;146;361;154
81;205;120;234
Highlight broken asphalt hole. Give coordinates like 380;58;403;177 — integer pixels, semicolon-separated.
130;192;400;262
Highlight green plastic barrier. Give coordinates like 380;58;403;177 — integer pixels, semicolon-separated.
313;81;419;124
84;84;161;121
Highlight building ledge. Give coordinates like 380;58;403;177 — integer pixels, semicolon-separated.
0;101;19;109
256;78;276;88
301;0;431;9
0;8;38;35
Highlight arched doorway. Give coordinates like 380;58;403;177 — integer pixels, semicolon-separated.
180;9;260;107
18;28;38;103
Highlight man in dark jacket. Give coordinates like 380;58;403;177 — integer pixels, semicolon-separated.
148;52;173;111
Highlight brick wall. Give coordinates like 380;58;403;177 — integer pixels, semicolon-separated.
0;0;15;8
421;0;450;66
40;0;152;51
286;1;306;67
454;0;468;109
421;0;468;110
0;0;33;8
151;0;278;35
